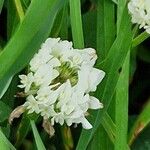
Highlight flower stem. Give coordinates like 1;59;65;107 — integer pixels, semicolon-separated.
132;31;150;48
61;125;74;150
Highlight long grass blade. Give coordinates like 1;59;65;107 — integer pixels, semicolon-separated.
102;112;116;143
13;0;24;21
0;0;4;13
30;120;46;150
0;129;16;150
93;0;116;148
76;7;132;150
117;0;127;33
96;0;115;61
0;0;65;97
69;0;84;48
128;100;150;146
115;52;130;150
132;31;150;48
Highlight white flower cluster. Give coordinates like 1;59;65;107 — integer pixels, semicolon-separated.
128;0;150;33
18;38;105;129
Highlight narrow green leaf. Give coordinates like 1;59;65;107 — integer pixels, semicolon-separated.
0;140;9;150
76;7;132;150
15;113;38;147
94;0;116;148
1;74;19;107
13;0;25;22
128;100;150;146
116;3;130;149
0;77;12;99
59;3;68;40
7;0;20;39
15;114;31;147
69;0;84;48
96;0;115;61
112;0;118;4
0;0;65;97
117;0;127;33
0;0;4;13
88;125;113;150
131;126;150;150
102;112;116;143
132;31;150;48
0;129;16;150
51;1;68;38
82;10;96;48
0;101;11;122
115;52;130;150
30;120;46;150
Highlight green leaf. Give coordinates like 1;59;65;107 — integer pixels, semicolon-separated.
0;101;11;122
1;74;19;107
0;77;12;99
82;9;96;48
88;112;116;150
131;125;150;150
132;31;150;48
69;0;84;48
96;0;115;61
76;7;132;150
128;100;150;146
117;0;127;33
0;0;65;97
59;2;68;40
15;113;38;147
112;0;117;4
0;0;4;13
102;112;116;143
0;129;16;150
91;0;116;148
30;120;46;150
15;114;31;147
7;0;22;39
88;124;114;150
115;52;130;150
115;2;130;148
13;0;25;22
51;1;68;38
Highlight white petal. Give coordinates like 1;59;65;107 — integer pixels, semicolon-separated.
89;96;103;109
48;57;61;67
81;117;92;129
89;68;105;92
42;38;60;52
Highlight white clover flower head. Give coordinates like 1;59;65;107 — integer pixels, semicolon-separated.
128;0;150;34
18;38;105;130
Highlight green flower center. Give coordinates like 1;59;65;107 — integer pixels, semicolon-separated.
52;61;79;86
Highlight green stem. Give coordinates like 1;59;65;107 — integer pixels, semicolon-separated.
132;31;150;48
61;125;74;150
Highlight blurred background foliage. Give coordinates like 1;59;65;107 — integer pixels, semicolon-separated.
0;0;150;150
